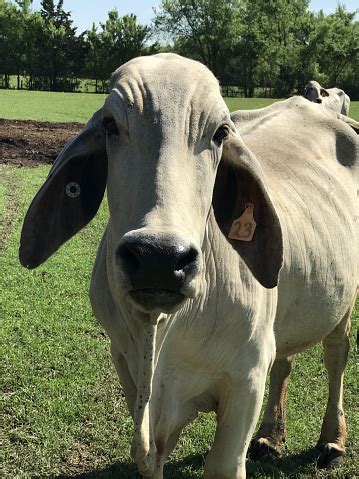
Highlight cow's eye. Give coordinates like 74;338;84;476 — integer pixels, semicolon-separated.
103;117;119;135
213;126;229;146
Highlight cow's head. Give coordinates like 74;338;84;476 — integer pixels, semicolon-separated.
303;80;329;103
19;54;282;315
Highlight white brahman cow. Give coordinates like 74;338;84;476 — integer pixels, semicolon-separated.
302;80;350;115
20;54;358;479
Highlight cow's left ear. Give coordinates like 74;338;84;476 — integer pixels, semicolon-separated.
19;110;108;269
212;132;283;288
321;88;330;97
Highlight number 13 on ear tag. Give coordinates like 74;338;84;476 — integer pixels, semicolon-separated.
228;203;256;242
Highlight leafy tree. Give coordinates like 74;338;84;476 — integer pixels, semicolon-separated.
0;0;27;88
14;0;32;13
33;0;85;90
235;0;268;97
0;1;15;87
234;0;314;97
262;0;312;96
22;10;45;89
85;23;102;92
100;10;150;69
84;10;151;91
0;0;358;97
154;0;241;77
308;6;359;96
153;0;314;96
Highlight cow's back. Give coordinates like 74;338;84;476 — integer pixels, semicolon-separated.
325;88;350;115
233;97;358;357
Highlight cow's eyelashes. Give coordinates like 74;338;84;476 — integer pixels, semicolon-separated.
103;117;119;136
213;126;229;146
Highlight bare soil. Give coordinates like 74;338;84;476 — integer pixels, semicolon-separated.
0;119;82;167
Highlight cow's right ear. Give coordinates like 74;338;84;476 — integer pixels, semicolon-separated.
321;88;330;97
19;110;108;269
212;132;283;288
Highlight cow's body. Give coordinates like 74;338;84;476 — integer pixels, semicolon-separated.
232;98;358;461
91;96;358;477
303;80;350;115
20;57;358;478
233;98;357;353
324;87;350;115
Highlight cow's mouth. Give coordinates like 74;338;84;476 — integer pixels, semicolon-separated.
130;288;185;313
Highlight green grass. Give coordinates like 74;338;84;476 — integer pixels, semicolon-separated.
224;97;283;111
0;90;280;123
348;101;359;121
1;89;358;122
1;160;358;479
0;172;5;219
0;90;107;123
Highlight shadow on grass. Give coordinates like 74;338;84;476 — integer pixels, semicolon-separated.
48;453;205;479
43;448;327;479
247;446;324;477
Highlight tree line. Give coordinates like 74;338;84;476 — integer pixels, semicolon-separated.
0;0;358;98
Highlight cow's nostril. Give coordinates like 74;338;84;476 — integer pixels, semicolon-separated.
175;247;198;273
117;235;200;295
117;244;140;275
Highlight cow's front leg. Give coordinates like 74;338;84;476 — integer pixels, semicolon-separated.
204;366;268;479
316;303;353;469
249;354;295;459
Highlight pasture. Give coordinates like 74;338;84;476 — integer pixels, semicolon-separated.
1;90;359;123
1;90;358;478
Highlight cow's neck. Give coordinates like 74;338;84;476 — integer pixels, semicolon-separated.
107;210;256;473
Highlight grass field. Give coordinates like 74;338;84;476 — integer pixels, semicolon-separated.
2;89;359;123
1;93;358;478
0;90;107;123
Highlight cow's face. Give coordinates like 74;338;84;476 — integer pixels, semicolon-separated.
103;56;232;313
20;54;283;315
303;80;329;103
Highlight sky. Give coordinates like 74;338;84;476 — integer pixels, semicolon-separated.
28;0;358;33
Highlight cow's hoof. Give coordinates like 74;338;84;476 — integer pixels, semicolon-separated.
248;437;282;461
316;443;344;469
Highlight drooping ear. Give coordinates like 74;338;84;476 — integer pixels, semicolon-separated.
212;133;283;288
19;110;108;269
320;88;330;97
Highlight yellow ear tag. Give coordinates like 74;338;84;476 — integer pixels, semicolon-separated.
228;203;256;241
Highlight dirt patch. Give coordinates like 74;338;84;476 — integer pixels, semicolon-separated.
0;119;83;167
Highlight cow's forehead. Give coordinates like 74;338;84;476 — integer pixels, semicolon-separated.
111;53;219;90
109;54;224;118
308;80;321;89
